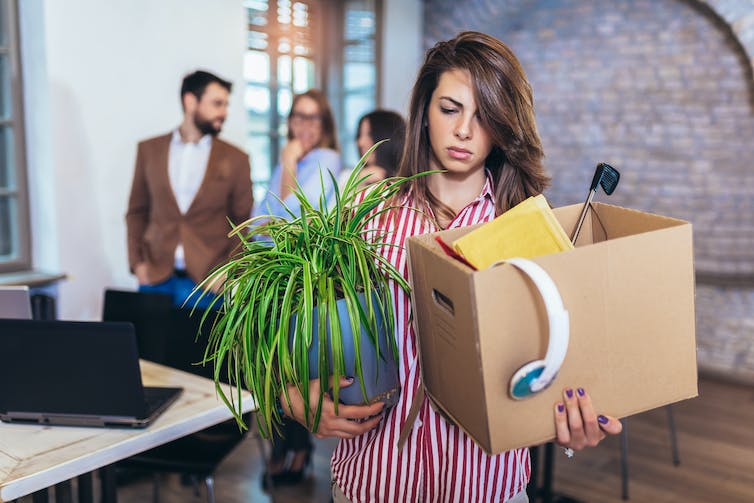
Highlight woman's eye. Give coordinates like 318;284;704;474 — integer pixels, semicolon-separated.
440;107;457;114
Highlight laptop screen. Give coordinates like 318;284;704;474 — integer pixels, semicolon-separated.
0;320;149;419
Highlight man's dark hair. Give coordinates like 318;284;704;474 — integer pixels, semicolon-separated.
180;70;232;108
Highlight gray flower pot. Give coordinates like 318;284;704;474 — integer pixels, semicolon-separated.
303;292;400;407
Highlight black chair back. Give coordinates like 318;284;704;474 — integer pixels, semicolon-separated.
100;288;252;500
102;289;221;379
102;289;173;363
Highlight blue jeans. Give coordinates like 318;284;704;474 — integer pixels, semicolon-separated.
139;274;218;310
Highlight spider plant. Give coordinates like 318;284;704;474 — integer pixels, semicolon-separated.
195;143;422;437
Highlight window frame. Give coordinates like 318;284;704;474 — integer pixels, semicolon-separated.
0;0;31;273
326;0;382;169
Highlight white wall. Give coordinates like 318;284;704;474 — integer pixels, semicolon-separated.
20;0;248;320
380;0;423;114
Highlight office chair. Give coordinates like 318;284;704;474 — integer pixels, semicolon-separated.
102;289;254;503
619;405;680;500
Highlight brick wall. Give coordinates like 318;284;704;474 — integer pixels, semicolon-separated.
423;0;754;382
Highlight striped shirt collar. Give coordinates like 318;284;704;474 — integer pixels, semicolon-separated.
478;169;495;203
411;169;495;231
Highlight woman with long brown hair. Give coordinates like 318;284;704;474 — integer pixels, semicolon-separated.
281;32;622;502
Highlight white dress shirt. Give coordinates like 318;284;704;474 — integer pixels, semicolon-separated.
168;129;212;270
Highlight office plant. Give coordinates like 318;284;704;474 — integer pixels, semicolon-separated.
197;144;417;437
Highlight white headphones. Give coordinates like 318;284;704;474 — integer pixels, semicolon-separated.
491;258;570;400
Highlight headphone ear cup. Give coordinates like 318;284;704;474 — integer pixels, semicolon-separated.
499;258;569;401
509;359;547;399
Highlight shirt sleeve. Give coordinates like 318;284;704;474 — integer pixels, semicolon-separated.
294;149;343;213
253;161;288;219
254;148;342;220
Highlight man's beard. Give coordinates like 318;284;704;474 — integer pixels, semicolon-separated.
194;115;222;136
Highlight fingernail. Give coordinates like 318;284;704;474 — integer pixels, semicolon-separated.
565;388;574;399
345;376;354;382
598;415;609;425
557;403;565;413
577;387;585;397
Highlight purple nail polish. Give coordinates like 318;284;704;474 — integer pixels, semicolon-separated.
345;376;355;382
577;387;585;397
566;388;574;399
557;404;565;413
598;415;609;425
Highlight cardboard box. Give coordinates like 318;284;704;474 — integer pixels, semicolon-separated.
406;202;697;455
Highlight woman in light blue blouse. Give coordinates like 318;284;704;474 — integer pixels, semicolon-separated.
256;89;341;490
255;89;342;220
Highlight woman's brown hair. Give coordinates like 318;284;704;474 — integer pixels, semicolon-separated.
288;89;340;151
397;31;550;225
356;110;406;177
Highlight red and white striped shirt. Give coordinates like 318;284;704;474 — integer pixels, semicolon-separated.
331;175;531;502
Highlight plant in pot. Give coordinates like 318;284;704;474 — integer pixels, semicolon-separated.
197;144;421;437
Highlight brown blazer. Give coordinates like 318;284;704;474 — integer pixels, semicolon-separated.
126;133;253;285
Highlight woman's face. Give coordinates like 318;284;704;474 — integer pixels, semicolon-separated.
426;68;493;176
357;118;376;164
288;96;323;151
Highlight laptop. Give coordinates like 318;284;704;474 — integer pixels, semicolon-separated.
0;319;183;428
0;286;33;319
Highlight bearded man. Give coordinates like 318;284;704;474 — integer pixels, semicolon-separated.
126;70;253;308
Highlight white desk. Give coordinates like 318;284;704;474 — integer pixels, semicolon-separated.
0;360;255;502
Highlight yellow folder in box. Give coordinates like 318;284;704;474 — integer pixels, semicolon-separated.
453;194;574;269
